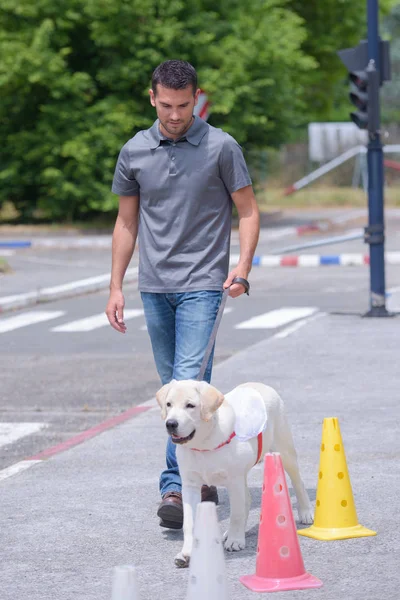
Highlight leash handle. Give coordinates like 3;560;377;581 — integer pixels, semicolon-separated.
196;277;250;382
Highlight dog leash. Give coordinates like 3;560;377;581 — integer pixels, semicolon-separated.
196;277;250;382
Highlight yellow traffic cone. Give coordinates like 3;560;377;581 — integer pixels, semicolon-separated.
298;417;376;541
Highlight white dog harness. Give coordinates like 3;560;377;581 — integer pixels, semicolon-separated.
191;387;267;465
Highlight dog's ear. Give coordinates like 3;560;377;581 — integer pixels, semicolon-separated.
197;382;224;421
156;380;176;420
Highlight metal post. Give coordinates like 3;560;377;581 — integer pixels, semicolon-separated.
364;0;390;317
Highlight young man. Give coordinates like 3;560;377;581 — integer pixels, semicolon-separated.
106;60;260;529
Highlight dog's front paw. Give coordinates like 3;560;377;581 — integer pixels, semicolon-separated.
174;550;190;568
223;532;246;552
298;507;314;525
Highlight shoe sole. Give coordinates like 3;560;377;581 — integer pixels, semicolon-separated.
159;519;183;530
157;503;183;529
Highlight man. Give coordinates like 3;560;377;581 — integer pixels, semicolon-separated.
106;60;260;530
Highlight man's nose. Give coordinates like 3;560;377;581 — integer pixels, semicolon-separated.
166;419;179;433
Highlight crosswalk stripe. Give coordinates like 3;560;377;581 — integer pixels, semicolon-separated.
51;309;144;332
0;311;65;333
0;423;48;449
235;307;318;329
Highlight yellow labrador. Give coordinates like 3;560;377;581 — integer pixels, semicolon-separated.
156;379;313;568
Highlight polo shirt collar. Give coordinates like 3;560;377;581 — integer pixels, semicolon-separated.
148;115;208;149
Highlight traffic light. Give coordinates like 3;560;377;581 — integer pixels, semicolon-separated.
338;40;389;134
349;70;368;129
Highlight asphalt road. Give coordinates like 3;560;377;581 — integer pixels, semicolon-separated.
1;256;400;471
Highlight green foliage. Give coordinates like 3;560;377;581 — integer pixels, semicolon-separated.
0;0;395;221
286;0;397;122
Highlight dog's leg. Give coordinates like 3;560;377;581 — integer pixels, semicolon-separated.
245;477;251;527
274;414;313;524
223;477;247;551
174;484;200;568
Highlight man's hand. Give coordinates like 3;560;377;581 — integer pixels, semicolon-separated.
106;289;127;333
223;267;250;298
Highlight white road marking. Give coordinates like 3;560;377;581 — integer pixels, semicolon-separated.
0;460;42;482
0;422;48;449
0;249;15;256
0;311;65;333
51;309;144;332
235;307;318;329
272;312;325;339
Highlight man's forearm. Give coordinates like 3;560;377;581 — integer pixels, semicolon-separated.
109;215;138;291
237;208;260;274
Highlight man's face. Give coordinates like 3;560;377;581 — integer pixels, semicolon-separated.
149;84;200;139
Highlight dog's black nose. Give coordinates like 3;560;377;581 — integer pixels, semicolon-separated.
166;419;179;433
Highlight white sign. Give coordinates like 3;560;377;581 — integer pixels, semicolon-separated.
308;122;368;162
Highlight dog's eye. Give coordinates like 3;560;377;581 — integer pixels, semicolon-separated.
166;402;171;407
186;403;195;409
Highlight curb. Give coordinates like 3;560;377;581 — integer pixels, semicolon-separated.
230;252;400;267
0;267;138;314
2;251;400;315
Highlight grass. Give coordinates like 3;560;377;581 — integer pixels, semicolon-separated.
257;186;400;211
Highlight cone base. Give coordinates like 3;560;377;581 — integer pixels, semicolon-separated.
298;523;377;541
240;571;323;593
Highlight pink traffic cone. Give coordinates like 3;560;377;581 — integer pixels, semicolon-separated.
240;453;323;592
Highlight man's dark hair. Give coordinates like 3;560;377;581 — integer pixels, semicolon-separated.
152;60;198;95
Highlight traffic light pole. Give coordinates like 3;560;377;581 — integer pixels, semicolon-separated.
364;0;390;317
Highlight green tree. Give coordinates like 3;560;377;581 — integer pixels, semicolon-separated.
0;0;314;220
1;0;394;221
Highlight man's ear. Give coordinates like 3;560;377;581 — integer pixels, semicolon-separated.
155;380;176;420
197;382;224;422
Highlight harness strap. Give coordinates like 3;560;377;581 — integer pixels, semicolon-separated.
256;432;263;465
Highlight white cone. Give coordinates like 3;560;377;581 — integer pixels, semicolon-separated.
186;502;229;600
111;565;141;600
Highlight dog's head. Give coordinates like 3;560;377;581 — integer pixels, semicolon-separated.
155;379;224;444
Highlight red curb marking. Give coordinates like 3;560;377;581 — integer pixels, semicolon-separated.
297;224;320;235
363;255;370;265
281;256;299;267
27;405;151;461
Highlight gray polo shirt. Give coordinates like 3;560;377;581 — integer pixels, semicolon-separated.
111;116;252;293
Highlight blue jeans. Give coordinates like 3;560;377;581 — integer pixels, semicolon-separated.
141;290;223;496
